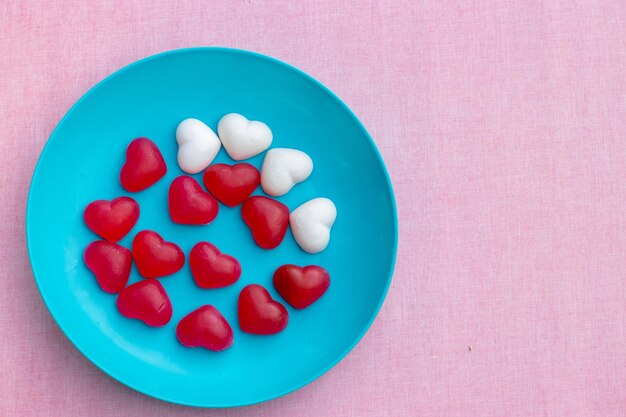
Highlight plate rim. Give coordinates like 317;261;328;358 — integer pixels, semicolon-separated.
25;46;399;408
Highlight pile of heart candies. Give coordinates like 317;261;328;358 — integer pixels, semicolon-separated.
83;113;337;352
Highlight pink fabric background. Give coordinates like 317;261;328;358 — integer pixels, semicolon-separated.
1;1;625;416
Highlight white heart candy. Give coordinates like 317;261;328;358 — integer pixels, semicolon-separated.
176;118;221;174
217;113;272;161
289;198;337;254
261;148;313;196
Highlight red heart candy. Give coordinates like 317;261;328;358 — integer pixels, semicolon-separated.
176;305;234;351
189;242;241;289
116;280;172;327
120;138;167;192
203;163;260;207
132;230;185;278
273;264;330;309
168;176;219;225
84;196;139;241
241;196;289;249
238;284;288;335
83;240;132;294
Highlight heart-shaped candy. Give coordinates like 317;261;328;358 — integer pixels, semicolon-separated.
176;305;234;351
120;138;167;192
176;118;221;174
84;240;132;293
168;176;219;225
290;197;337;253
217;113;272;160
238;284;288;335
261;148;313;196
116;280;172;327
84;196;139;242
132;230;185;278
273;264;330;309
189;242;241;289
203;163;260;207
241;196;290;249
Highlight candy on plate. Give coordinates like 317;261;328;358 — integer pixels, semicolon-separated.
289;197;337;254
116;280;173;327
217;113;272;160
189;242;241;289
176;305;234;351
168;176;219;225
132;230;185;278
176;118;221;174
241;196;290;249
84;240;133;294
238;284;288;335
84;196;139;242
120;137;167;192
260;148;313;197
203;163;260;207
273;264;330;309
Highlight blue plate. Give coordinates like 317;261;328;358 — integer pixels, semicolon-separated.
26;48;397;407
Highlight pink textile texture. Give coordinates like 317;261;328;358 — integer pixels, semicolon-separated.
1;1;625;416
